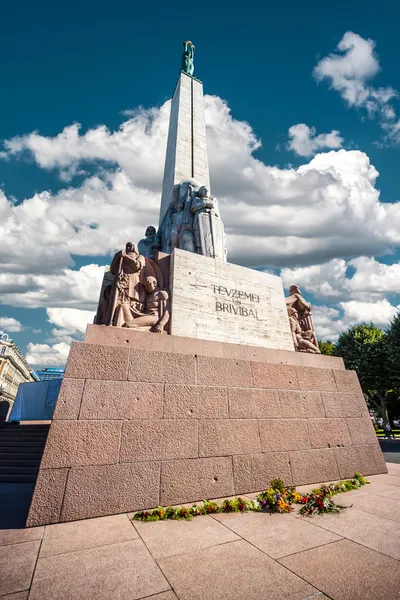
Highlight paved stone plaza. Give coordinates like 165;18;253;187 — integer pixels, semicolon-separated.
1;464;399;599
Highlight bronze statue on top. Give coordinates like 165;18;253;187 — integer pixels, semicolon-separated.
286;285;320;354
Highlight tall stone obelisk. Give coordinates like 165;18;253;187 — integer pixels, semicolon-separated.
159;45;210;225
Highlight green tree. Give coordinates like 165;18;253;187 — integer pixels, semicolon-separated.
318;340;336;356
335;323;391;423
386;312;400;394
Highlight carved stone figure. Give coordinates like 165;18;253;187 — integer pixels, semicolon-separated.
170;182;195;252
190;185;226;260
122;276;170;333
138;226;158;258
95;285;112;325
106;242;146;327
286;285;320;353
181;41;194;76
288;308;320;353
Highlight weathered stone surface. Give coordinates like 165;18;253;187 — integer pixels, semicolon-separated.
297;367;337;392
164;385;228;419
300;391;326;418
85;324;345;370
278;391;305;418
61;462;160;521
41;421;122;468
333;369;363;392
199;419;260;457
196;356;252;387
308;418;352;449
26;469;68;527
120;420;198;462
233;453;292;493
228;388;280;419
30;539;170;600
322;391;369;419
160;457;234;505
53;378;84;420
290;449;340;485
251;362;299;389
0;540;40;596
128;349;196;384
170;249;294;351
259;419;310;453
335;446;385;478
65;342;129;380
80;380;163;420
346;418;378;446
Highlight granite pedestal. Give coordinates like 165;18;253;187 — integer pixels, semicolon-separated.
26;327;386;526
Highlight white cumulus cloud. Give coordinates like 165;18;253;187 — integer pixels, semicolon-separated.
0;317;24;333
26;342;70;367
288;123;344;157
314;31;399;143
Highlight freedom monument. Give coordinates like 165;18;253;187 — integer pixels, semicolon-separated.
26;42;386;527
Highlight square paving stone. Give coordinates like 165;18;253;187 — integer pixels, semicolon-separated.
334;491;400;523
280;539;400;600
134;514;239;559
387;463;400;476
140;593;178;600
40;513;138;557
0;593;30;600
30;539;170;600
212;512;341;558
0;540;40;596
367;473;400;487
158;539;318;600
0;526;44;547
309;507;400;560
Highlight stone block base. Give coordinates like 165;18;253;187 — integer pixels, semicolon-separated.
26;328;387;526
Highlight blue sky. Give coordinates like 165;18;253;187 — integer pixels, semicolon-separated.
1;0;400;366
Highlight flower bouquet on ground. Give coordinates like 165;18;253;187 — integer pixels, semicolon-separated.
256;479;294;513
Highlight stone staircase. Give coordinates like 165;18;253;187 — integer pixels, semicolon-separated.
0;423;50;483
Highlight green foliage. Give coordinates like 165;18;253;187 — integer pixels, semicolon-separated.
386;312;400;392
318;340;336;356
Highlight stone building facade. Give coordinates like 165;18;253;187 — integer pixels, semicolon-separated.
0;332;37;420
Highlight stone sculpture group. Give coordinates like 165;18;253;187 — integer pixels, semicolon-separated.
95;242;170;332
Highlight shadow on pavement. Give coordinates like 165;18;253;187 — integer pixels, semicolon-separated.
0;483;35;528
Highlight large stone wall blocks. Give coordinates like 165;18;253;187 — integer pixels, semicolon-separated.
233;453;293;493
80;381;164;420
128;349;196;384
259;419;310;453
53;378;85;420
333;369;363;393
251;363;299;389
41;421;122;469
346;418;380;446
196;356;252;387
26;469;69;527
290;449;340;485
164;385;229;419
120;420;198;462
160;457;234;505
322;391;369;419
228;388;280;419
65;342;129;380
308;418;352;449
199;419;261;457
334;446;385;479
297;367;337;392
61;462;161;522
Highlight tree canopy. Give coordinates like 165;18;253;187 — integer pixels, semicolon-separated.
319;319;400;423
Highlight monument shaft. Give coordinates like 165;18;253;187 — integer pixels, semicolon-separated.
159;72;210;224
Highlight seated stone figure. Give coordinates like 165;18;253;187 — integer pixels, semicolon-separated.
288;307;320;353
122;276;170;333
